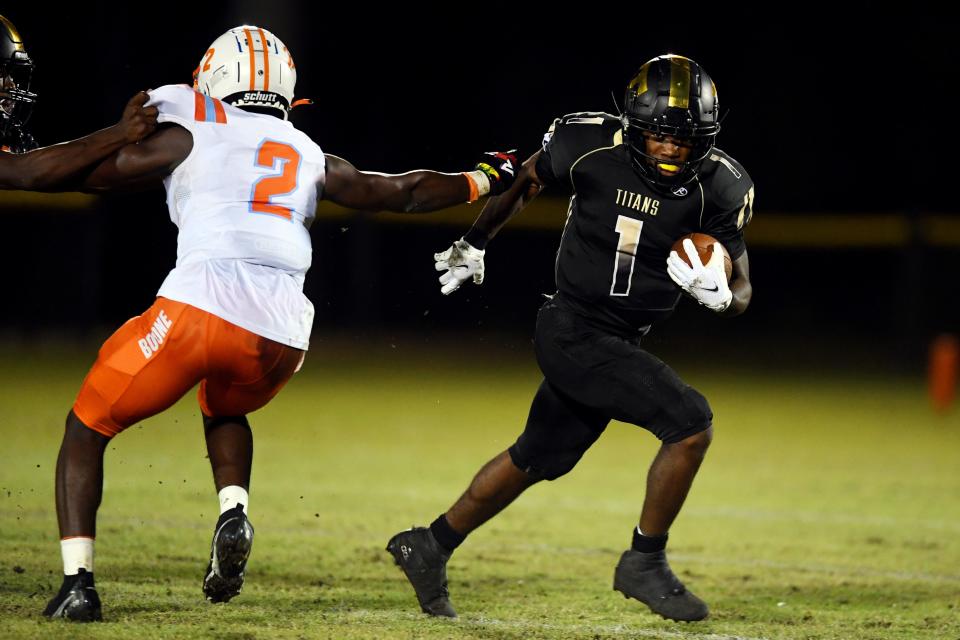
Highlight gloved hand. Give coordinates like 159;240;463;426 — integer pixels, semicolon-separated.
666;239;732;312
434;238;485;295
474;150;519;196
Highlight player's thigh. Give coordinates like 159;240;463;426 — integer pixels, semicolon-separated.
611;350;713;443
532;298;636;409
533;299;711;444
199;319;303;418
508;379;610;481
73;298;207;438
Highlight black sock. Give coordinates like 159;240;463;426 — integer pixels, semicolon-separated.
429;514;466;553
59;569;93;589
631;527;668;553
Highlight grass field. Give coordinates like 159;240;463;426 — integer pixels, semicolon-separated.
1;334;958;639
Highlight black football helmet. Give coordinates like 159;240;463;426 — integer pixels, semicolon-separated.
622;54;719;187
1;14;37;153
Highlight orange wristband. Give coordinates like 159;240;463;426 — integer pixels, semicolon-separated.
462;172;480;203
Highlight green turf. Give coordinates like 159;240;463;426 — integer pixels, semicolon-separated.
0;335;958;639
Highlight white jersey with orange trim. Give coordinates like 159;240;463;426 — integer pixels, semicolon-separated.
146;84;324;350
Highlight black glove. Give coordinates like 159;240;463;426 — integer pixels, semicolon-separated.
475;150;519;196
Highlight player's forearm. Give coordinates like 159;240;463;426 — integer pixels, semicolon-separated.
397;171;472;213
342;170;471;214
722;277;751;317
325;152;517;215
462;175;540;249
5;125;128;192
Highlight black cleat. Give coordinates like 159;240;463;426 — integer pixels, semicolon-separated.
203;504;254;603
613;549;709;622
386;527;457;618
42;569;102;622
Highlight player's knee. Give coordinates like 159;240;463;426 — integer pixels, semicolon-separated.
677;426;713;459
202;414;251;432
657;388;712;445
537;449;584;480
683;388;713;429
64;411;111;446
508;444;582;481
507;445;543;480
65;410;85;431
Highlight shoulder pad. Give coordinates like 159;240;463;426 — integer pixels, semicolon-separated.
149;84;232;126
148;84;200;123
700;148;755;230
543;112;622;151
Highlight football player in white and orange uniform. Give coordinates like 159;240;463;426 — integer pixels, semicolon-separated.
41;25;518;621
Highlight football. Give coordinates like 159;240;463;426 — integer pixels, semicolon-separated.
671;232;733;282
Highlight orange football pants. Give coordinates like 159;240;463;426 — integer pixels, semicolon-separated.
73;297;304;438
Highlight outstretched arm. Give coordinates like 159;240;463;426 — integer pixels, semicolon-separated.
431;151;546;295
322;151;517;213
0;91;158;192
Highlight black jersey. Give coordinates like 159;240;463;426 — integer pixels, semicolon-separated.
534;112;754;334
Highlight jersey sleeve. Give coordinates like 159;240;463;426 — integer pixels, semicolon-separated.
534;118;566;189
147;84;202;128
700;156;755;261
534;113;618;193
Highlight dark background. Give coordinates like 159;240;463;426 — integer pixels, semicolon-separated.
1;3;956;372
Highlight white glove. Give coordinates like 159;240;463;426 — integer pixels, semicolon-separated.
666;238;732;312
434;238;485;295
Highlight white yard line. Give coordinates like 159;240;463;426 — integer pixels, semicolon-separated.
465;615;773;640
342;609;773;640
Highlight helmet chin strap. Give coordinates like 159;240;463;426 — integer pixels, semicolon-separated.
623;118;716;189
610;90;623;116
627;140;705;190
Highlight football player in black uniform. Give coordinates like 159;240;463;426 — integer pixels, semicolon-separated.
0;14;157;189
388;54;754;623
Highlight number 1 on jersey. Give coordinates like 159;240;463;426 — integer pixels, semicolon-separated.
250;140;302;221
610;215;643;297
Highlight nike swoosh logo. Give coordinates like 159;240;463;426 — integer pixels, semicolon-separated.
696;285;719;293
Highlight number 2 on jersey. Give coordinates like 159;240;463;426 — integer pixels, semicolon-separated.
610;215;643;296
250;140;302;221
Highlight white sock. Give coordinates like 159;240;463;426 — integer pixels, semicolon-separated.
61;537;94;575
218;485;249;515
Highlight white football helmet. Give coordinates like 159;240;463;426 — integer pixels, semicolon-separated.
193;26;297;119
